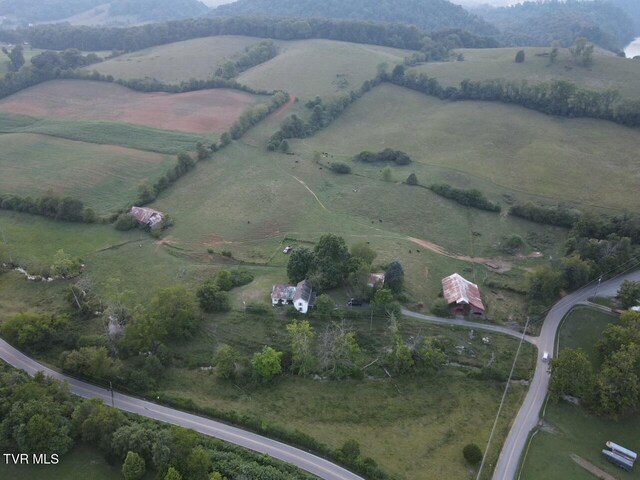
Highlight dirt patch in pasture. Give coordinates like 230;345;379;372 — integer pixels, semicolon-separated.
407;237;513;273
270;95;296;119
0;80;257;134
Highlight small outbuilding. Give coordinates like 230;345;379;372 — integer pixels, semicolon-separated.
442;273;485;317
130;207;164;227
367;273;385;288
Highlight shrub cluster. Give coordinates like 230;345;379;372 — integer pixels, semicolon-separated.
355;149;412;165
509;202;581;227
429;183;501;212
330;162;352;174
0;192;98;223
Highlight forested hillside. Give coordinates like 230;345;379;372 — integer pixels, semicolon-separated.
610;0;640;33
475;0;635;51
212;0;499;36
0;0;209;24
0;0;104;21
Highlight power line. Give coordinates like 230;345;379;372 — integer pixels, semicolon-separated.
475;314;532;480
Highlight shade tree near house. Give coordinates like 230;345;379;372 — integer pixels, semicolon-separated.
618;280;640;309
549;310;640;417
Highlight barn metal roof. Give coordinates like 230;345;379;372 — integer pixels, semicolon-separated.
130;206;163;226
271;284;296;301
442;273;485;311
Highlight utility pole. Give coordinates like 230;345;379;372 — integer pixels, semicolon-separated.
594;276;602;298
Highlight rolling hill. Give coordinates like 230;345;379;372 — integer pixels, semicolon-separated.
474;0;635;52
212;0;499;36
0;0;209;25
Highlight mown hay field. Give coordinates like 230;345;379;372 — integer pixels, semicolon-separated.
0;112;211;154
0;133;175;212
413;47;640;99
0;80;260;134
87;35;261;83
238;38;411;99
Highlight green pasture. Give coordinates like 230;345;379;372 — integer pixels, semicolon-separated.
238;39;411;99
0;48;51;77
520;306;640;480
87;35;261;83
160;306;534;480
413;47;640;99
294;83;640;211
0;133;175;212
0;112;212;154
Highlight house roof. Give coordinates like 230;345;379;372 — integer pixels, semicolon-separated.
293;280;313;303
442;273;485;311
131;206;163;225
367;273;385;287
271;284;296;301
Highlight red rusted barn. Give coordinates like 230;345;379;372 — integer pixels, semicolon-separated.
442;273;485;317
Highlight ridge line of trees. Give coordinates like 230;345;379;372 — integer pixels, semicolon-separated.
0;17;496;56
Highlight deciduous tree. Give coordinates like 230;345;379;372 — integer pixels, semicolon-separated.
252;346;283;381
122;451;146;480
286;320;316;375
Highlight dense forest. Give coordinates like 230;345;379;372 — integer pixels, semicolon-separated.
610;0;640;33
475;0;635;51
0;0;209;24
0;16;494;54
212;0;499;36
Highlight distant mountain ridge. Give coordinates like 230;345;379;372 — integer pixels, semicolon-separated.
609;0;640;34
212;0;499;36
474;0;635;52
0;0;209;24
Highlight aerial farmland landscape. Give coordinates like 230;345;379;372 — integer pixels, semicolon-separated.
0;1;639;480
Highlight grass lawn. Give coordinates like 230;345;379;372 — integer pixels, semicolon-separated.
0;444;152;480
520;306;640;479
238;39;411;99
0;112;212;154
0;133;175;212
413;47;640;99
87;35;261;83
294;83;640;212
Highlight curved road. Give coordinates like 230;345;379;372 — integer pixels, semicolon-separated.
492;269;640;480
0;337;364;480
401;309;537;345
1;272;637;480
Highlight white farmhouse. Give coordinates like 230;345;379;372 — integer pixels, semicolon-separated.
270;280;316;314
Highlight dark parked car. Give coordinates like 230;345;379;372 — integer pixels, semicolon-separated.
347;298;363;307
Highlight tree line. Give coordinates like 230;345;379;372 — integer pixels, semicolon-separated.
215;40;278;79
509;202;582;228
526;212;640;310
0;16;490;55
550;310;640;418
387;65;640;128
429;183;501;212
0;192;98;223
0;363;315;480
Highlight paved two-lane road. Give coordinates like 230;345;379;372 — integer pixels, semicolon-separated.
492;269;640;480
2;270;638;480
0;337;364;480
